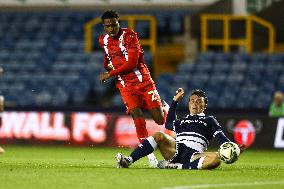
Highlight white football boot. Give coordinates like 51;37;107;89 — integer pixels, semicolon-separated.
115;153;132;168
147;153;158;168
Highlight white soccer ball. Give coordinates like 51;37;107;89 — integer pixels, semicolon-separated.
218;142;240;164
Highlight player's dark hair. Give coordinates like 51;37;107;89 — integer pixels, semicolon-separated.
190;89;208;106
101;10;119;21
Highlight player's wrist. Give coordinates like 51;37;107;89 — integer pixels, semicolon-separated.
172;98;179;103
109;71;115;77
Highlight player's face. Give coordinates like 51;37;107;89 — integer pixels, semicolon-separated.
103;18;120;38
188;94;206;115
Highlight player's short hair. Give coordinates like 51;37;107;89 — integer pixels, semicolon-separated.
190;89;208;106
101;10;119;21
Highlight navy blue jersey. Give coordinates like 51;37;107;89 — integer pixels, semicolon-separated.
165;101;230;153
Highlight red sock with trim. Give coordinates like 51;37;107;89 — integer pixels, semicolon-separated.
162;107;168;125
133;118;148;143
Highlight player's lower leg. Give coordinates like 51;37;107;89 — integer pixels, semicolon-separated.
116;136;158;168
158;156;206;169
133;117;148;143
133;118;158;167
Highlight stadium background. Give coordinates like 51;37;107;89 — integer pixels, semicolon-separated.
0;0;284;155
1;1;284;189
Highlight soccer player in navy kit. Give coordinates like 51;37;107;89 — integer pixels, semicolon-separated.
116;88;244;169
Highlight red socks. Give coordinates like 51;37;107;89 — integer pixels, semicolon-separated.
133;118;148;143
162;108;168;125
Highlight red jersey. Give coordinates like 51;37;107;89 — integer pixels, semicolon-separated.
99;28;153;88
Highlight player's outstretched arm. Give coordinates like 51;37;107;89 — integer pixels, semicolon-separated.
165;88;185;131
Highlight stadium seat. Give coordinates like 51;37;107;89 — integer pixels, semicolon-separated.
111;93;124;107
194;62;212;73
196;52;215;63
176;62;195;74
231;53;250;62
0;10;281;109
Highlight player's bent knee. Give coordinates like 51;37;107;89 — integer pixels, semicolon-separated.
153;116;165;125
153;131;166;143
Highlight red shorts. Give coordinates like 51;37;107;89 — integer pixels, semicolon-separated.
119;81;162;114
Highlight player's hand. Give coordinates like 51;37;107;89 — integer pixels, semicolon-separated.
107;63;114;71
173;88;184;102
99;72;111;82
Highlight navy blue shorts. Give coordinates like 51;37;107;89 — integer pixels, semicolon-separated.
170;143;199;164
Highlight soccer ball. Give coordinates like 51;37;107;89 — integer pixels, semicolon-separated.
218;142;240;164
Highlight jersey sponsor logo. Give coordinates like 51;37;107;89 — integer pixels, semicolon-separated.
180;119;207;127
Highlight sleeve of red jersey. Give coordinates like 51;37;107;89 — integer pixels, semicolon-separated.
109;32;139;76
99;36;110;71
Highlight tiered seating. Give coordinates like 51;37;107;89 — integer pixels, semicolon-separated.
1;10;283;109
0;10;187;107
156;53;284;109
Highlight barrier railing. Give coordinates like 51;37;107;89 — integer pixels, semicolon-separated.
201;14;275;53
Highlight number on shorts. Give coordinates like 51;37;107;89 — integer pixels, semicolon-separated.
148;90;159;101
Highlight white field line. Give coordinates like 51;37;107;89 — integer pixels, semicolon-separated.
160;181;284;189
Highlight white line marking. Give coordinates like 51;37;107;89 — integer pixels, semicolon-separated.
160;181;284;189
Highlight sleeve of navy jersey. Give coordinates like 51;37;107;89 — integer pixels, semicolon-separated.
209;116;230;144
165;100;180;131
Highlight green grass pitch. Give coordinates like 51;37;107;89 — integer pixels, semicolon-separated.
0;145;283;189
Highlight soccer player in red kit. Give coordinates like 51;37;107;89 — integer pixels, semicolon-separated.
99;10;168;167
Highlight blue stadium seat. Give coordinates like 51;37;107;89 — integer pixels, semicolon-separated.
169;14;183;34
209;74;227;84
204;89;219;107
250;53;268;63
135;21;150;38
190;74;209;89
217;91;236;108
247;62;265;73
253;93;272;108
231;53;250;62
196;52;215;63
212;62;231;73
268;53;284;63
111;93;124;107
194;62;212;73
214;53;232;63
176;62;195;74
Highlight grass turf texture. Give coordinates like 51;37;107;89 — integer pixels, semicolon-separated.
0;145;283;189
